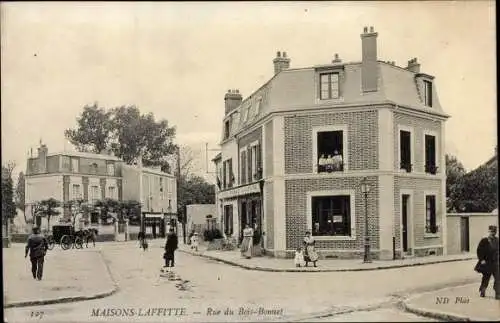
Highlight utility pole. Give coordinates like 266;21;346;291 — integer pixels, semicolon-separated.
176;146;185;243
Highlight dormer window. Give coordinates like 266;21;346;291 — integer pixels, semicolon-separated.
224;120;230;139
423;80;432;107
320;73;340;100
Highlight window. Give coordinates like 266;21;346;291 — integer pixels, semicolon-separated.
241;104;249;123
72;184;82;200
317;131;344;172
425;134;437;174
91;185;99;203
425;195;438;234
224;120;230;139
423;80;432;107
224;205;234;236
61;156;71;170
253;144;262;180
247;147;253;183
107;163;115;176
108;186;116;199
90;163;98;174
312;195;351;236
223;159;233;189
254;97;262;116
400;130;412;172
71;158;79;173
320;73;340;100
240;150;247;185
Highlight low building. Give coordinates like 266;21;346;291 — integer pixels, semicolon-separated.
186;204;217;238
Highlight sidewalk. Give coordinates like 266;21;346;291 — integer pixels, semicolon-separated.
403;283;500;321
177;244;475;272
3;244;118;308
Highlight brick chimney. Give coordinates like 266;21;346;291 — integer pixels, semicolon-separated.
37;143;48;173
406;58;421;73
273;51;291;75
361;26;378;92
224;89;243;115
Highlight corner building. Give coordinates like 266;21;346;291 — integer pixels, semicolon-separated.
214;27;449;260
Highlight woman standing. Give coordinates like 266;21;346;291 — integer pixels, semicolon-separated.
303;231;319;267
240;224;254;259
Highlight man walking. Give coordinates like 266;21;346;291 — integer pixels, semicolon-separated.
476;225;499;299
25;227;49;281
163;228;178;271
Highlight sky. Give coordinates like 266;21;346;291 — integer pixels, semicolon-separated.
1;1;496;182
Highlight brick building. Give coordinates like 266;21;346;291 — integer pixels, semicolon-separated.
214;27;449;260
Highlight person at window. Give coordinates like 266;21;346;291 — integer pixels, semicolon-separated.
475;225;499;299
332;150;343;171
318;154;327;172
25;226;48;281
303;231;318;267
325;155;334;172
240;224;254;259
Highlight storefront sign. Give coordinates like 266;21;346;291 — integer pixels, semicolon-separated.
218;182;261;200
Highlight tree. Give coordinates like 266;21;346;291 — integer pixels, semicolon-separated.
64;103;113;153
15;171;25;214
64;199;90;227
457;162;498;212
2;163;17;233
177;175;216;225
36;198;61;231
446;154;467;212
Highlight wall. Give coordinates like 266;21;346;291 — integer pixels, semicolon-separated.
121;166;141;203
284;110;379;174
186;204;217;231
447;213;499;255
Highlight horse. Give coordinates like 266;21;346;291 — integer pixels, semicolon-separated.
77;228;98;248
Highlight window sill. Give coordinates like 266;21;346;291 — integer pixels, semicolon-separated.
313;235;356;241
424;234;440;239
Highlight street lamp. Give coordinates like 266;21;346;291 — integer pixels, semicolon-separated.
360;177;372;263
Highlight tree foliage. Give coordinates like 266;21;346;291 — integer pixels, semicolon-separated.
65;104;177;172
178;175;216;223
446;154;467;212
2;163;17;224
15;172;25;212
36;198;61;230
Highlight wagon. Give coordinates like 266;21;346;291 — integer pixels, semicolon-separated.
46;224;84;250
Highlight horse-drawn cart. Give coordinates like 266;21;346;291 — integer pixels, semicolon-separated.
47;224;88;250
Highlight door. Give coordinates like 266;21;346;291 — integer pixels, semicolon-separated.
402;194;410;252
240;201;247;243
460;217;470;252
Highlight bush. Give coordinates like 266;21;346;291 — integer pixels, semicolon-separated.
203;228;223;242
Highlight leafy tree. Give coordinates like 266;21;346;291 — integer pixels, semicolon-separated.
64;199;90;227
2;163;17;233
15;171;25;213
446;154;467;212
36;198;61;231
177;175;216;225
457;162;498;212
64;103;113;153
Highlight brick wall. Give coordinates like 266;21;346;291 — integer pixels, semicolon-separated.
264;120;274;177
284;110;379;174
284;176;379;251
393;176;443;251
265;181;274;249
393;112;442;172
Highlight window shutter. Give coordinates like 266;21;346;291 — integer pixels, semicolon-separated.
247;148;253;182
241;151;246;185
256;144;262;177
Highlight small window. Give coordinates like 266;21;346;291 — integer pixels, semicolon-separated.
425;135;437;174
224;120;230;139
423;80;432;107
425;195;437;233
72;184;82;200
317;131;344;173
320;73;340;100
71;158;79;173
400;130;412;172
254;97;262;116
90;185;100;203
107;163;115;176
240;150;247;185
107;186;116;199
312;195;351;236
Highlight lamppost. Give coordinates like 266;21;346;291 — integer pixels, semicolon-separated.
360;177;372;263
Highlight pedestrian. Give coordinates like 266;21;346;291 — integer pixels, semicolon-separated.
190;232;199;251
294;247;305;267
25;226;49;281
475;225;499;299
240;224;254;259
163;228;178;271
303;231;319;267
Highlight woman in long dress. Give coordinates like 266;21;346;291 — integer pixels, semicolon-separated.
240;224;254;259
303;231;318;267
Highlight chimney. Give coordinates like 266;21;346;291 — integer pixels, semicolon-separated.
37;143;48;173
273;50;291;75
406;57;421;73
361;26;378;92
224;89;243;115
332;53;342;64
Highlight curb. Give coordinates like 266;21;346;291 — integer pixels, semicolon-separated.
4;250;119;309
179;249;475;272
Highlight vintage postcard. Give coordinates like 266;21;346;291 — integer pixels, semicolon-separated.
2;1;498;322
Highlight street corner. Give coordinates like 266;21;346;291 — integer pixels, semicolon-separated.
403;283;500;321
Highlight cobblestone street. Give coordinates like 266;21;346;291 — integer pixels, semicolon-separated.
4;241;493;322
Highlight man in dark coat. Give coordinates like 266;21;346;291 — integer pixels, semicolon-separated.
25;227;49;281
476;225;499;299
164;228;178;270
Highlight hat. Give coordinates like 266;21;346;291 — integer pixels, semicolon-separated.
488;225;497;233
194;232;198;235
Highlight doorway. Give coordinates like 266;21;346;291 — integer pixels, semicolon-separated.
460;217;470;252
401;194;410;253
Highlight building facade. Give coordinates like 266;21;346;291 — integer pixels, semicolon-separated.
214;27;449;259
25;144;123;227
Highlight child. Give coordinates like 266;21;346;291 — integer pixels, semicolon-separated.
294;247;305;267
190;232;199;251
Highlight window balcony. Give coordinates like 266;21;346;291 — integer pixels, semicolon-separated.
253;168;263;180
425;224;439;234
400;162;413;173
317;162;344;173
425;164;439;175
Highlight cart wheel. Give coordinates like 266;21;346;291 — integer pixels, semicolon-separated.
75;237;83;249
47;236;55;250
61;235;71;250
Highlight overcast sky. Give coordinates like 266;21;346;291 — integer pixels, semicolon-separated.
1;1;496;181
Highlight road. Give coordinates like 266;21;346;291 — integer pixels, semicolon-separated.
4;241;478;322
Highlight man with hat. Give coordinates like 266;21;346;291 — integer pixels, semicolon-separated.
25;226;49;281
476;225;499;299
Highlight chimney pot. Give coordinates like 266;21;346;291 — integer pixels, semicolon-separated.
370;26;374;33
283;52;287;58
363;26;368;33
335;53;339;59
277;51;281;57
